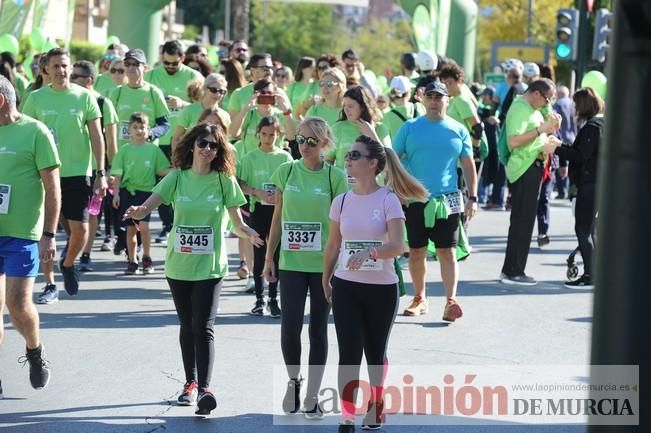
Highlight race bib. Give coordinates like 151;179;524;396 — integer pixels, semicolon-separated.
0;184;11;214
444;191;463;214
119;121;131;140
261;182;276;205
174;225;214;254
342;240;383;271
281;222;321;251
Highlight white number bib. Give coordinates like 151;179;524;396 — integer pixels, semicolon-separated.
119;121;131;140
174;226;213;254
0;184;11;215
281;222;321;251
444;191;464;214
342;240;383;271
261;182;276;205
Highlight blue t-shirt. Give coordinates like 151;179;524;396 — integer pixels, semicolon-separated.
393;116;473;197
495;81;510;109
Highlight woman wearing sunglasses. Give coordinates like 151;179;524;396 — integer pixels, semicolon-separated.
303;68;346;127
287;57;318;117
263;117;348;418
237;116;293;317
95;58;125;97
326;86;391;179
172;74;231;150
273;66;293;91
123;123;262;416
323;136;428;432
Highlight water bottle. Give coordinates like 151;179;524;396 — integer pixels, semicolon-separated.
88;194;103;216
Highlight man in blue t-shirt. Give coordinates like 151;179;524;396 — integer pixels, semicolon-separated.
394;81;478;322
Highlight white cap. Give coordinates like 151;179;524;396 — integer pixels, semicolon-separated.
416;50;437;72
501;58;523;72
389;76;414;94
523;62;540;78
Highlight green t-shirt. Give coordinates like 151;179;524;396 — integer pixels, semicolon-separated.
95;74;117;97
91;90;119;170
15;73;29;100
237;147;292;212
145;64;203;146
327;120;392;168
220;91;233;111
271;160;348;272
505;96;545;183
110;142;170;193
305;103;341;128
227;83;291;113
153;169;246;281
447;94;477;131
383;102;424;139
0;115;61;240
22;85;102;177
286;81;318;111
236;108;286;158
177;102;231;131
108;83;170;148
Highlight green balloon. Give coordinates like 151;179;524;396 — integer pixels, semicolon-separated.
207;45;219;67
42;39;59;52
581;70;607;101
0;33;19;56
30;28;46;52
412;4;434;52
106;35;120;48
376;75;389;94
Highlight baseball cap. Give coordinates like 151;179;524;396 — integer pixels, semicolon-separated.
416;50;438;72
124;49;146;65
424;81;448;96
389;76;414;94
480;86;495;97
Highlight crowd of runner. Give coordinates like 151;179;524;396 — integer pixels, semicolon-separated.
0;38;603;430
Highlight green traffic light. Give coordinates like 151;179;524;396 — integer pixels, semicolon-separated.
556;43;571;59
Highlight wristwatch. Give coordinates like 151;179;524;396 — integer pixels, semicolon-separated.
96;169;106;177
42;231;55;238
468;196;478;202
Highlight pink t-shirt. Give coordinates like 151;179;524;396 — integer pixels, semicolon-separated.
330;187;405;285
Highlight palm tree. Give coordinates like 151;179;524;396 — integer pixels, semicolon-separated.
231;0;250;41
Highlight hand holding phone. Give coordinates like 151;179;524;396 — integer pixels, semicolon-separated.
257;94;275;105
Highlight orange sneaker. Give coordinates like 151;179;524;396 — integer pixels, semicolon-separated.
442;299;463;322
403;296;428;316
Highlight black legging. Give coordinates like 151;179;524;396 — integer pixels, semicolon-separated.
250;205;279;298
331;276;398;406
168;277;223;389
575;183;597;276
279;270;330;400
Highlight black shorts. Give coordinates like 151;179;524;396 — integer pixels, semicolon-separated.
404;201;459;249
61;176;92;222
119;189;152;226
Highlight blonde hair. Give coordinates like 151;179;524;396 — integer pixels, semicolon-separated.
320;67;346;106
383;147;429;202
186;79;204;102
299;117;335;149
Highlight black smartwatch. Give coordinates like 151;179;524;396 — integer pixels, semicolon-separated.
468;196;478;203
96;169;106;177
42;231;55;238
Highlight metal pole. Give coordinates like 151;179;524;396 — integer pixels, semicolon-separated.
576;0;590;85
225;0;231;40
527;0;534;43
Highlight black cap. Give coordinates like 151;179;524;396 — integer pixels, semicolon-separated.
424;81;448;96
480;86;495;97
342;48;359;61
124;49;146;65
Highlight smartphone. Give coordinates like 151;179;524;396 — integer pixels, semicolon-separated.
257;94;275;105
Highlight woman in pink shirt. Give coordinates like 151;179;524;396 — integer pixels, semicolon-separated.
323;135;428;432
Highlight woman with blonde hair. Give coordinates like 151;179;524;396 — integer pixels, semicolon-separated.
323;135;428;432
303;67;346;126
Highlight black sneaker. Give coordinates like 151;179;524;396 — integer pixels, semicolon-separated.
500;273;537;286
361;399;384;430
36;284;59;304
537;234;550;247
339;420;355;433
282;376;303;414
18;345;51;389
250;298;265;316
125;262;139;275
60;261;80;296
177;380;198;406
303;396;325;420
79;253;93;272
155;230;168;245
267;298;281;318
195;388;217;415
564;274;594;289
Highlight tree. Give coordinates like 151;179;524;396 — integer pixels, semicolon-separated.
232;0;250;42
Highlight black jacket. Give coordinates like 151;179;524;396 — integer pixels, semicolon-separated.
555;117;604;187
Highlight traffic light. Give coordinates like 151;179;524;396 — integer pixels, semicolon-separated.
556;9;579;62
592;8;612;63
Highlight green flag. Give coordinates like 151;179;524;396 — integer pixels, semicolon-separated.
32;0;49;28
0;0;33;36
65;0;76;49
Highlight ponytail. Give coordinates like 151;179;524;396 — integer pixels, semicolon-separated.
383;147;429;203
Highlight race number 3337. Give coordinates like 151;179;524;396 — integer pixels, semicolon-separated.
281;222;321;251
343;240;383;271
0;184;11;214
174;225;213;254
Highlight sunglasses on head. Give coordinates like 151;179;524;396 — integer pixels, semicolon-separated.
196;139;218;150
163;60;180;66
207;87;227;95
319;80;338;88
295;134;319;147
345;150;370;161
110;68;125;74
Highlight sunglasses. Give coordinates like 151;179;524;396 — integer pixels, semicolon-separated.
163;60;180;66
110;68;125;74
124;61;141;68
317;64;329;71
235;47;248;53
345;150;370;161
275;74;288;79
253;65;273;72
196;139;218;150
70;73;90;80
319;80;338;88
207;87;227;95
295;134;319;147
538;91;551;104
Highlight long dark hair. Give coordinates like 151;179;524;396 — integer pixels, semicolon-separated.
221;59;246;93
173;123;235;176
340;85;379;123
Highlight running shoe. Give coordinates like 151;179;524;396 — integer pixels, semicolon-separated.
60;261;80;296
564;274;594;289
125;262;139;275
282;376;303;414
79;253;93;272
537;234;550;247
101;237;113;252
339;419;355;433
303;396;324;420
245;277;255;294
177;380;198;406
250;298;265;316
267;298;281;318
141;256;154;274
37;284;59;304
195;388;217;415
500;273;537;286
442;299;463;322
403;296;428;316
18;344;51;389
237;261;249;279
361;399;385;430
155;230;168;244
